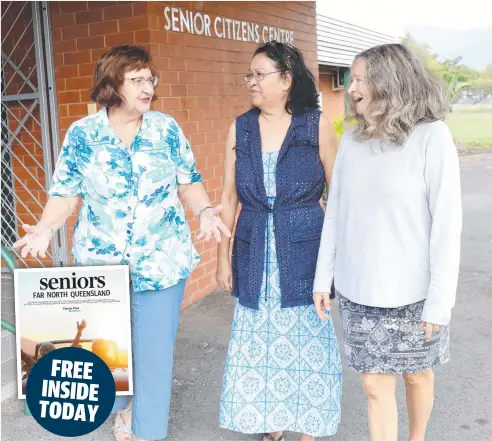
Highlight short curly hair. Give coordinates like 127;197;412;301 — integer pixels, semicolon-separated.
90;44;157;108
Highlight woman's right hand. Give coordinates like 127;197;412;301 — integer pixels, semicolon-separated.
217;259;233;292
313;292;332;320
13;224;53;259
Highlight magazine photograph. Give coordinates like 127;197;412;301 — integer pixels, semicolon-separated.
13;265;133;399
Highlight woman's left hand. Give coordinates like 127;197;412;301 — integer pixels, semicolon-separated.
422;321;440;342
197;205;231;243
313;292;332;321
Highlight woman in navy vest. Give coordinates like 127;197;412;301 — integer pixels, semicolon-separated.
217;41;342;441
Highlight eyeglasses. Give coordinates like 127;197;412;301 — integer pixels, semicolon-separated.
244;71;281;82
126;76;159;88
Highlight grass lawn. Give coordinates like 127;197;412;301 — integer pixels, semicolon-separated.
446;104;492;147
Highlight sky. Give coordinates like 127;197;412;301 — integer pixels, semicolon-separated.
316;0;492;37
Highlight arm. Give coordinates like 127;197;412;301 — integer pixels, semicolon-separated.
13;195;79;259
179;181;230;241
20;349;36;373
38;196;79;231
178;182;213;218
312;114;340;320
421;123;462;326
71;319;87;347
216;122;239;292
172;118;231;242
318;113;338;188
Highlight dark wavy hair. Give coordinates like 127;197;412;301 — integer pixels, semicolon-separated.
254;41;319;114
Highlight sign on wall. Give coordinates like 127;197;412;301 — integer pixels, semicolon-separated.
164;6;294;44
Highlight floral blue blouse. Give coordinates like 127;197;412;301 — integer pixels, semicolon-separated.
49;108;202;292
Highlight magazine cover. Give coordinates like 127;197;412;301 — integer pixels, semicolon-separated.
13;265;133;399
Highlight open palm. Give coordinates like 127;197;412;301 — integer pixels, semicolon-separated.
13;224;52;259
197;205;231;243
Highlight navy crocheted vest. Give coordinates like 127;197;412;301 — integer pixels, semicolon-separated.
231;107;325;309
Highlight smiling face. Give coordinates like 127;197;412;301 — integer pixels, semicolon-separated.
347;58;371;115
118;68;155;115
246;53;291;109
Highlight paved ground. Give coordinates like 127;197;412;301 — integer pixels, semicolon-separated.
2;154;491;441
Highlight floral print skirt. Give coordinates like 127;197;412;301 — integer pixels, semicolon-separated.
338;293;450;374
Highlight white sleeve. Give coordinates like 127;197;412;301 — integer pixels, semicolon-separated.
313;135;344;293
421;122;462;325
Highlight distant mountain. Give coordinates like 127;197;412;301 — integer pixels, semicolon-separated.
405;24;492;69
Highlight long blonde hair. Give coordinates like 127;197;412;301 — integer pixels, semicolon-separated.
348;44;450;146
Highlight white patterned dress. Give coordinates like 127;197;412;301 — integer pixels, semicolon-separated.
220;152;342;437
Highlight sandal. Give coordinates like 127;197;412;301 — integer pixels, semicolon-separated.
264;433;285;441
113;406;133;441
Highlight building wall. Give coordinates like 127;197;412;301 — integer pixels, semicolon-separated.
319;71;345;119
49;1;318;307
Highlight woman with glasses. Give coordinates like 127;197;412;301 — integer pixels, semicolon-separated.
217;41;342;441
13;44;230;441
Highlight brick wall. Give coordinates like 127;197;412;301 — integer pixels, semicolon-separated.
47;1;318;307
319;69;345;119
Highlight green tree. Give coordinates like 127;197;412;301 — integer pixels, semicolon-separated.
447;75;471;102
468;77;492;104
403;35;444;78
442;57;478;83
404;34;490;104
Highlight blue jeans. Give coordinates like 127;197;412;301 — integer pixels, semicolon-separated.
112;281;186;439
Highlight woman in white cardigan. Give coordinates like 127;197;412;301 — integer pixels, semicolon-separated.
313;44;462;441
